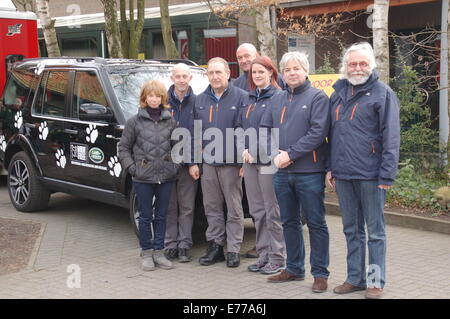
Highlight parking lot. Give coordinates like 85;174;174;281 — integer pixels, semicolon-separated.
0;176;449;300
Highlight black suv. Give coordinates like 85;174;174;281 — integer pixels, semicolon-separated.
0;57;211;232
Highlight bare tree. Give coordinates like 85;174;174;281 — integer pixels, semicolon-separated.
160;0;179;59
102;0;145;59
372;0;390;84
100;0;123;58
255;6;276;62
120;0;145;59
12;0;36;11
35;0;60;57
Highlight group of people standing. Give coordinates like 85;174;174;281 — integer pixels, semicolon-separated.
118;41;400;300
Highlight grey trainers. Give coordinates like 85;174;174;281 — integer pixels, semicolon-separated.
153;249;174;269
260;262;285;275
140;249;155;271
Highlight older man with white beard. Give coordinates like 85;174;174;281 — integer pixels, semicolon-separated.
326;42;400;299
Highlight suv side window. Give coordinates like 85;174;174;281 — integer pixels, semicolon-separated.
42;71;69;117
33;71;69;117
2;69;37;110
73;71;109;119
33;71;48;115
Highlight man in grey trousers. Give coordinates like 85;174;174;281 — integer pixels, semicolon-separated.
164;63;198;263
189;57;248;268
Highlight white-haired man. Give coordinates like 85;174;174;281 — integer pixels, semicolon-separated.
326;42;400;299
261;51;330;293
164;63;198;263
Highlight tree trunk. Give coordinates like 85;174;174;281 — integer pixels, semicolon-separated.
128;0;145;59
119;0;129;58
447;0;450;160
35;0;60;57
100;0;123;58
159;0;179;59
372;0;390;84
13;0;36;11
255;5;277;64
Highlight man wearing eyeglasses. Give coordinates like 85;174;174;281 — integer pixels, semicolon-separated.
326;42;400;299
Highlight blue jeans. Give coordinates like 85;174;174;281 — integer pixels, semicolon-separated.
273;172;330;278
335;179;387;288
133;181;174;251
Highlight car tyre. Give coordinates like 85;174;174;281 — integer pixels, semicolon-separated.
129;186;139;237
7;151;50;212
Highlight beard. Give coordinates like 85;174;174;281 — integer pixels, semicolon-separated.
347;71;371;86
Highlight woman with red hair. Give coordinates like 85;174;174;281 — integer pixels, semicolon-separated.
238;56;286;275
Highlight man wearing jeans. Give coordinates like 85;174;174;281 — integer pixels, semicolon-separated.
326;42;400;299
260;51;330;293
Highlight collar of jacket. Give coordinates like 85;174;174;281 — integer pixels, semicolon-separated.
204;84;230;102
138;106;172;121
286;78;312;95
168;85;193;107
333;70;380;97
249;85;276;100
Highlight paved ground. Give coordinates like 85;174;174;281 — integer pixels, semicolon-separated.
0;178;449;300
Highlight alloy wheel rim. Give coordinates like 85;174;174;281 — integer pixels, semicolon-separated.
9;160;29;205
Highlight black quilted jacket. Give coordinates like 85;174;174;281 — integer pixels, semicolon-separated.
118;106;181;184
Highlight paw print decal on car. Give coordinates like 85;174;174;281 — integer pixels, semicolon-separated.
0;135;6;152
108;156;122;177
14;111;23;129
38;121;48;140
55;149;67;168
86;124;98;143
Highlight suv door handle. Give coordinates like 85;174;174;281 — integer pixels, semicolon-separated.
24;123;36;129
63;129;78;135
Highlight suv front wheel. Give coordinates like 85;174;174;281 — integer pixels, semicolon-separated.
7;151;50;212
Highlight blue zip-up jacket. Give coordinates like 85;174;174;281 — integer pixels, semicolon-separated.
168;85;196;166
192;84;248;166
232;72;287;91
168;85;195;129
236;85;282;165
260;79;330;173
329;71;400;185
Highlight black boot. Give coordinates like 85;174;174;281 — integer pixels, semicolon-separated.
199;241;225;266
226;252;240;268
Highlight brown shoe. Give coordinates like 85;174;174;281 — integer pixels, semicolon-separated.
245;246;259;258
267;270;304;283
333;282;366;294
312;277;328;293
365;287;383;299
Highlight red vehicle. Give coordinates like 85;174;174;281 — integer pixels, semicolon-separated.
0;7;38;97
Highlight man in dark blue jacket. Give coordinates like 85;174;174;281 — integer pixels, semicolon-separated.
189;57;248;268
326;42;400;299
261;52;330;294
164;63;198;263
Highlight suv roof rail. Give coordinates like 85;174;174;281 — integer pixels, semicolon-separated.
153;59;198;66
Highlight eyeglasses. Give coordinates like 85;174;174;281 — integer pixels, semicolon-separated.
348;61;369;68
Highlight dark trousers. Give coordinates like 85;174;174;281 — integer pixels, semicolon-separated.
133;181;174;251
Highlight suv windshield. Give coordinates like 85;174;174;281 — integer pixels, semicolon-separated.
107;65;209;121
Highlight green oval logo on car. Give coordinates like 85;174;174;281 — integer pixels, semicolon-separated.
89;147;104;164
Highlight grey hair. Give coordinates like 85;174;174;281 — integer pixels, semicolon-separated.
339;42;376;76
207;57;230;72
171;63;191;74
279;51;309;74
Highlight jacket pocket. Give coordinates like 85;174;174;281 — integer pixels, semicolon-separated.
163;160;180;180
134;160;154;181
